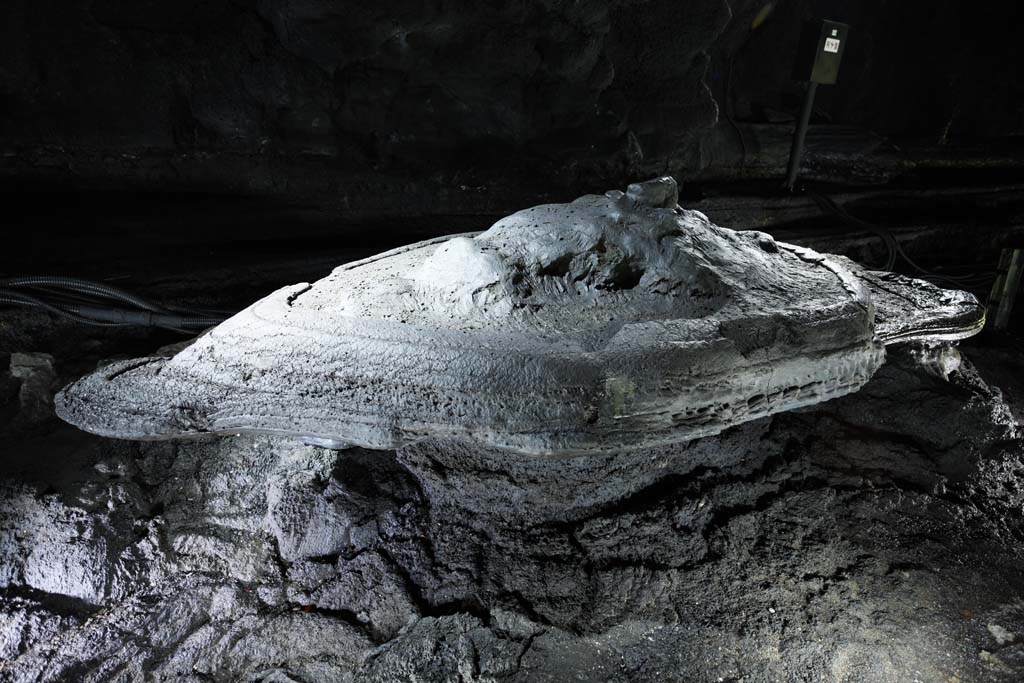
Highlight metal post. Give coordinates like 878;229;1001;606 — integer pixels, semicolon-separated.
994;248;1024;331
783;81;818;191
986;248;1012;326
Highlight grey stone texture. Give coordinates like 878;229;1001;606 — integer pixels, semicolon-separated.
3;342;1024;681
54;179;982;455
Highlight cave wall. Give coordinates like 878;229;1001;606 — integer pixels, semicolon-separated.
1;0;1020;212
0;0;729;197
713;0;1024;142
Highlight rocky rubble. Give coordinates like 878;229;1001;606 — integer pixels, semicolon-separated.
1;344;1024;681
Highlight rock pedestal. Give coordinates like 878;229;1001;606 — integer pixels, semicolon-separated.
3;346;1024;681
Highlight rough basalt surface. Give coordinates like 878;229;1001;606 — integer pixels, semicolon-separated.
54;178;983;455
2;343;1024;681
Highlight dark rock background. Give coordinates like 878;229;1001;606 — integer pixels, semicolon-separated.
2;0;1021;214
0;0;730;207
713;1;1024;142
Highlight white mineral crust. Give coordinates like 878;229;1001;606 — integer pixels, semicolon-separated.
55;177;983;455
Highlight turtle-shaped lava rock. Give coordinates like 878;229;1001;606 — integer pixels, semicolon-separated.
55;177;985;455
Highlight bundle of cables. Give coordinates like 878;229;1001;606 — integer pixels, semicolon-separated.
0;276;233;334
806;191;995;292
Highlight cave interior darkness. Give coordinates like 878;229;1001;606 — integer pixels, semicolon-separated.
2;1;1024;682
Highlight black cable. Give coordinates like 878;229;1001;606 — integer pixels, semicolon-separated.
0;290;133;327
29;286;110;307
65;304;224;329
807;191;896;271
0;276;171;313
805;190;993;289
721;3;778;169
0;277;232;332
0;290;225;330
164;303;238;317
7;279;231;320
724;54;748;167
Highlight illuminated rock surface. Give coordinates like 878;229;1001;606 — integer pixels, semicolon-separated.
54;178;982;454
0;179;1008;682
2;344;1024;681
